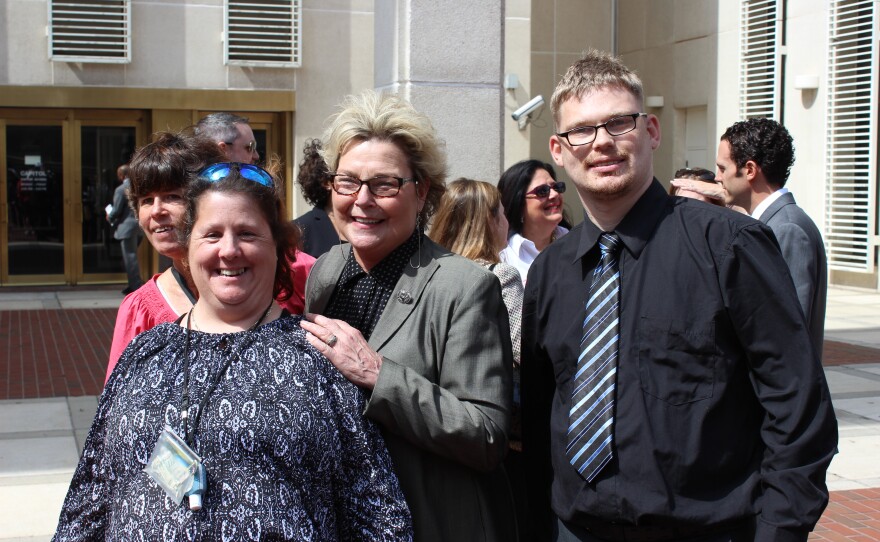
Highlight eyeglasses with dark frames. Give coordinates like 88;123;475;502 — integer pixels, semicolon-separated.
525;181;566;199
329;174;417;198
199;163;274;187
223;140;258;154
556;113;648;146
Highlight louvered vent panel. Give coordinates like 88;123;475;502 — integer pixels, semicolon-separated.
739;0;780;119
225;0;301;67
825;0;877;271
49;0;130;63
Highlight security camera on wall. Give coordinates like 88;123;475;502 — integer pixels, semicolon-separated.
511;95;544;129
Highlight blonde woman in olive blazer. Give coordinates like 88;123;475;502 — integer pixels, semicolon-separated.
305;237;516;542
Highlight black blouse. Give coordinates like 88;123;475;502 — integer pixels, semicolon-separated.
325;231;420;340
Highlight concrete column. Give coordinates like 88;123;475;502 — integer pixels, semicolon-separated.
375;0;504;183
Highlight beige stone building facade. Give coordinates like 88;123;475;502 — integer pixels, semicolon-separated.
0;0;877;290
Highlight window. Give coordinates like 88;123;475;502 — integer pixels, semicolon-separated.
825;0;877;272
739;0;781;119
48;0;130;63
225;0;301;67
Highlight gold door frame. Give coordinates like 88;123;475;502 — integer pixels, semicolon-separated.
73;110;147;285
0;113;69;285
0;109;148;286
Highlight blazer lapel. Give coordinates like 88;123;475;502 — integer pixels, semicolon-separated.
306;244;350;314
368;241;441;351
759;191;795;224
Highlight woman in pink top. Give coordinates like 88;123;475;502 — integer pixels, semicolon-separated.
107;132;315;381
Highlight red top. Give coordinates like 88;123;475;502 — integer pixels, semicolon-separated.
106;251;317;383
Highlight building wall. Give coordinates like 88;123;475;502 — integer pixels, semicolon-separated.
292;0;374;216
0;0;375;218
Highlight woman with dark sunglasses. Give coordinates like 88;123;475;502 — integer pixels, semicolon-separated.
498;159;569;285
54;161;412;541
104;131;315;383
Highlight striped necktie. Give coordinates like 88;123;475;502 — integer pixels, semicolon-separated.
567;232;621;482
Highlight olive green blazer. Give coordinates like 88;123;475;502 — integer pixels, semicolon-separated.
305;238;517;542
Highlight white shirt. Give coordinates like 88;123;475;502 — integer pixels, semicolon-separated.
751;187;789;220
500;225;569;285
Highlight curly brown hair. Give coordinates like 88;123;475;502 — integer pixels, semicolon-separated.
296;139;331;208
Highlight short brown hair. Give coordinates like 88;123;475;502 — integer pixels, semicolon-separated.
551;49;644;126
128;130;226;209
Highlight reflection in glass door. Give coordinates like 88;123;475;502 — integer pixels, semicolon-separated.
6;125;65;277
80;126;137;277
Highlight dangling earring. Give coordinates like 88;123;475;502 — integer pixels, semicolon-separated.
410;212;423;269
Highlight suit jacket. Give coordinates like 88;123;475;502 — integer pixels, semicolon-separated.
109;179;138;240
306;237;517;542
294;206;339;258
759;191;827;354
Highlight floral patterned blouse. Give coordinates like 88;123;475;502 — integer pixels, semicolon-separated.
53;314;412;542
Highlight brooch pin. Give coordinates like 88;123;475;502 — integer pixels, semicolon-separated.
397;290;413;304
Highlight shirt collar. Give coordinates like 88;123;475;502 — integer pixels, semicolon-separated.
750;187;789;219
574;178;669;262
338;230;420;286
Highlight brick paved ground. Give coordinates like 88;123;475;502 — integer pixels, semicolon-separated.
1;306;878;538
1;308;114;399
809;488;880;541
2;308;874;400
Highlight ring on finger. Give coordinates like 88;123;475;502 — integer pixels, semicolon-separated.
326;334;338;347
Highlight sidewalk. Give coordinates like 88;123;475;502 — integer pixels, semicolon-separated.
1;285;879;540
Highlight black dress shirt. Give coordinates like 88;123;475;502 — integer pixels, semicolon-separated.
325;231;419;340
522;180;837;542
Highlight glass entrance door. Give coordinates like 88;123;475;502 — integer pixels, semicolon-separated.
0;110;145;285
79;125;137;280
4;124;66;281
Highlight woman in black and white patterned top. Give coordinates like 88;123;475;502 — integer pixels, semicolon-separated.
53;162;411;542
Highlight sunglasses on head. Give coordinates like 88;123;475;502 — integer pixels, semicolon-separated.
526;181;566;198
198;163;274;187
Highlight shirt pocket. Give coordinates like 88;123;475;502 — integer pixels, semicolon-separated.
637;317;716;405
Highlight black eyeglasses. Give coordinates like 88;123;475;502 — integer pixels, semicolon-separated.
199;163;274;187
556;113;648;146
224;140;258;154
329;174;417;198
526;181;566;198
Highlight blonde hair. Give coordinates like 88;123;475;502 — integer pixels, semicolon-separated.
550;49;644;125
321;90;447;223
429;178;503;264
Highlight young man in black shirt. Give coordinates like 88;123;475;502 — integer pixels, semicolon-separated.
522;49;837;542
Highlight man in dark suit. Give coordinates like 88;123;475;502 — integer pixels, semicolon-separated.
715;118;827;353
107;164;143;295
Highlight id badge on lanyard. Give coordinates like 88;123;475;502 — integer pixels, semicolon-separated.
144;426;207;510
